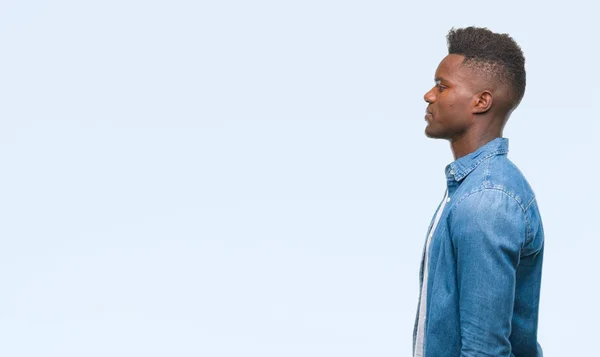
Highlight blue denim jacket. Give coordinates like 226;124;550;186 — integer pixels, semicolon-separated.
413;137;544;357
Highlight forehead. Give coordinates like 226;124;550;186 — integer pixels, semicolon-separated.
435;54;467;81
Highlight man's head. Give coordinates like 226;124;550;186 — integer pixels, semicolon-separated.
423;27;526;140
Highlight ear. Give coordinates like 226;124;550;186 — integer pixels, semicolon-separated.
472;91;493;114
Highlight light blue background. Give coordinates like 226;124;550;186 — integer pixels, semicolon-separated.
1;1;597;356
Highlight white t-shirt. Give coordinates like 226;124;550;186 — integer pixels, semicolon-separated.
414;189;449;357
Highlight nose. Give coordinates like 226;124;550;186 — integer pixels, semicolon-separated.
424;86;436;104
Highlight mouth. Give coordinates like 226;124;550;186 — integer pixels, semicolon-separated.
425;109;433;120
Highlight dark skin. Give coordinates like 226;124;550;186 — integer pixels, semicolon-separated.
424;54;514;160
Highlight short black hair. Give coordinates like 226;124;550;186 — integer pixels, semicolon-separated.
447;26;526;108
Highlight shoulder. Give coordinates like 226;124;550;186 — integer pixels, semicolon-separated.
465;155;536;212
448;188;529;248
450;187;527;218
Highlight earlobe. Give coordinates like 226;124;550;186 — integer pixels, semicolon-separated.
473;91;493;114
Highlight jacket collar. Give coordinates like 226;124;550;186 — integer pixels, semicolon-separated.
445;137;509;182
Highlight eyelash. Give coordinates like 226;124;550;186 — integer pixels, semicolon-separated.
437;84;445;92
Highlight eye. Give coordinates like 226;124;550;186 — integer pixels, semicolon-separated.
437;84;445;92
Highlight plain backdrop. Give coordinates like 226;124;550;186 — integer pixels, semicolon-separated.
1;1;598;356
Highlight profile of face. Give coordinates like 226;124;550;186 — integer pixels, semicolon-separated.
423;54;488;140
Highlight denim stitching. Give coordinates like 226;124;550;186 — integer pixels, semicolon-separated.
483;156;492;187
525;196;536;211
455;186;525;212
523;197;537;246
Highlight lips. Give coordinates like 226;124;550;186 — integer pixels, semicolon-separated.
425;108;433;120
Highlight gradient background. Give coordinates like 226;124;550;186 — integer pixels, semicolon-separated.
1;1;597;356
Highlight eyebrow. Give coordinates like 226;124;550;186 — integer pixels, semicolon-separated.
434;77;448;83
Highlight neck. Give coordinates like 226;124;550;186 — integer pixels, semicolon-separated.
449;127;503;160
449;113;506;160
450;135;499;160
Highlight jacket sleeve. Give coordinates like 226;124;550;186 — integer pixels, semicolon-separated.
448;189;527;357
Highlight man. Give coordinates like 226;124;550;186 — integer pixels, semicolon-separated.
413;27;544;357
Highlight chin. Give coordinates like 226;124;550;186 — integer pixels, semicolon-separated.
424;125;439;138
424;126;448;140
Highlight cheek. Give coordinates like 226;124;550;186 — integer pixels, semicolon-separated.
453;92;474;110
442;96;458;112
444;95;470;115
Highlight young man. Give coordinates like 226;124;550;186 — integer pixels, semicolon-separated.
413;27;545;357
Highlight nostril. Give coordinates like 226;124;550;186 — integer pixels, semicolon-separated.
424;92;435;103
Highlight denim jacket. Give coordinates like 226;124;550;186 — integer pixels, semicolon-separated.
413;137;544;357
